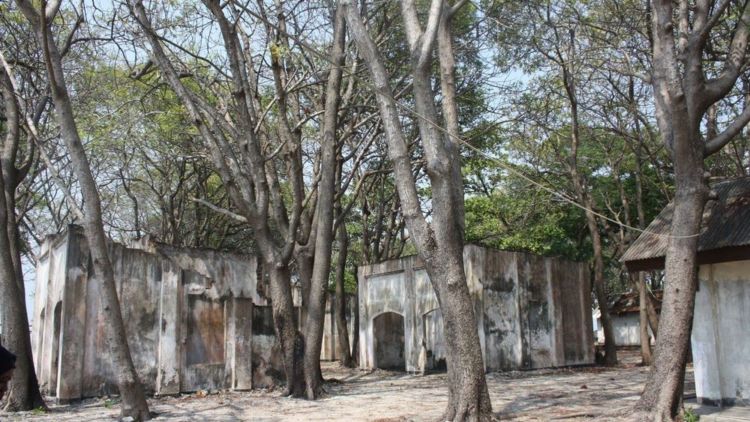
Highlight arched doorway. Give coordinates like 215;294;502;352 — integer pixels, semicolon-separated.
422;308;447;371
373;312;405;370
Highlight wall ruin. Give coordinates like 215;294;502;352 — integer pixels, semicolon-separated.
357;245;595;372
31;225;293;401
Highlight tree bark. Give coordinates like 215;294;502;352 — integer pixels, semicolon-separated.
344;2;493;419
633;0;750;416
302;4;347;398
636;163;705;419
0;66;45;412
16;2;151;419
0;165;42;413
637;274;653;365
267;263;306;396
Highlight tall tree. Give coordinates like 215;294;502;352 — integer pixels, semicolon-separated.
638;0;750;419
303;3;347;398
129;0;363;397
15;1;151;419
344;1;493;419
0;57;45;411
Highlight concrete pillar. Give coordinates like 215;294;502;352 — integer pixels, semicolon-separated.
228;298;253;390
404;265;417;372
156;260;181;395
357;266;370;369
56;229;89;401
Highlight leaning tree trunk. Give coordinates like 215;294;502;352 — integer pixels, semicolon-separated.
636;158;706;420
16;2;152;419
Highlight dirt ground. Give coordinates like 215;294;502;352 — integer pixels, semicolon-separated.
1;350;695;421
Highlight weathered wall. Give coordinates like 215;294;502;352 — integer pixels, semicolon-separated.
469;245;593;370
609;313;654;347
694;260;750;406
32;226;273;400
358;245;594;372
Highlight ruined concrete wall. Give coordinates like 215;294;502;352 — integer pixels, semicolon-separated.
32;227;265;400
358;256;418;372
358;245;594;372
468;247;524;371
31;231;70;396
694;260;750;406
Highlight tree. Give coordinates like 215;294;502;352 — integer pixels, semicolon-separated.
302;3;347;398
129;0;366;397
0;57;45;412
15;1;151;419
637;0;750;419
344;1;493;419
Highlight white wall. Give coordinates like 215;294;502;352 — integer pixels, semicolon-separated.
693;260;750;406
611;313;654;347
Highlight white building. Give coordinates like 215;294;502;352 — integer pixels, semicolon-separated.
623;177;750;407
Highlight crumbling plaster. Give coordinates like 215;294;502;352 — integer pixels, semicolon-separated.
357;245;594;373
694;259;750;406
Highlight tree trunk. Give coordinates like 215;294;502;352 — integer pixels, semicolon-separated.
0;165;42;412
637;273;653;365
301;3;346;399
296;249;313;332
428;249;493;421
128;0;307;397
585;209;618;365
636;163;705;420
646;290;659;338
268;263;306;397
16;3;152;419
558;24;617;365
0;67;45;411
334;221;353;368
344;3;493;419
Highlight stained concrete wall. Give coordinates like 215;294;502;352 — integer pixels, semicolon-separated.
609;313;654;347
31;226;290;401
358;245;594;372
694;260;750;406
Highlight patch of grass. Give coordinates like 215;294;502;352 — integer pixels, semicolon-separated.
683;408;700;422
31;406;46;415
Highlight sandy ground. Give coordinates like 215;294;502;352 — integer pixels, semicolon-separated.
1;350;698;421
